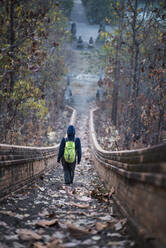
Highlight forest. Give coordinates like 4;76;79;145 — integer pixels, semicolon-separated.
0;0;74;145
0;2;165;247
83;0;166;149
0;0;166;150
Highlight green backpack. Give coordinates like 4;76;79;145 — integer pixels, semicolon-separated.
64;139;76;163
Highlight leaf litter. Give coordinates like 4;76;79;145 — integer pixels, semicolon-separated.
0;114;137;247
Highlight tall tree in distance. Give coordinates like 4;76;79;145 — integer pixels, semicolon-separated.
81;0;111;24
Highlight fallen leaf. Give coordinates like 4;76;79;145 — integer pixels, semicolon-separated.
0;221;8;227
15;214;24;220
48;212;57;218
18;229;42;241
33;242;46;248
95;222;108;231
89;212;101;217
0;210;15;217
67;223;91;239
68;215;76;219
99;215;112;221
35;219;59;228
109;187;115;198
50;193;59;198
47;239;60;248
70;203;89;209
75;196;92;202
24;214;30;218
38;229;45;235
115;218;127;231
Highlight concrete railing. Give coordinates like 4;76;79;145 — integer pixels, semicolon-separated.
90;108;166;247
0;106;76;199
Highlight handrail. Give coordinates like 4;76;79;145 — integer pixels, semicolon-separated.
89;107;166;247
0;105;76;199
0;106;76;157
90;108;166;180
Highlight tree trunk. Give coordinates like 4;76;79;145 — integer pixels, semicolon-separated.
9;0;15;92
157;38;166;144
129;0;142;138
111;0;124;126
111;52;120;126
133;44;139;98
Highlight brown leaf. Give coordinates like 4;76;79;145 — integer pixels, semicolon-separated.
18;229;42;241
109;187;115;198
35;219;59;228
38;229;45;235
66;223;91;239
96;222;109;231
47;239;60;248
0;210;15;217
68;214;76;219
48;212;57;219
33;242;46;248
70;202;89;209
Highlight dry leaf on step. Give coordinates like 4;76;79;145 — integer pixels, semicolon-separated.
69;202;89;209
18;229;42;241
95;222;109;231
66;223;91;239
109;187;115;198
35;219;59;228
47;239;60;248
33;242;46;248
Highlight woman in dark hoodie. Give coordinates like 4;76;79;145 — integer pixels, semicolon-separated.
57;125;82;186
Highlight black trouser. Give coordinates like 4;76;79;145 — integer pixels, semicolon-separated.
62;158;76;185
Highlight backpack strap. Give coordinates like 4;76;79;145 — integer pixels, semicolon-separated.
65;137;75;142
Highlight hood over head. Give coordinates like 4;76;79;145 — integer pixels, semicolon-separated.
67;125;75;138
